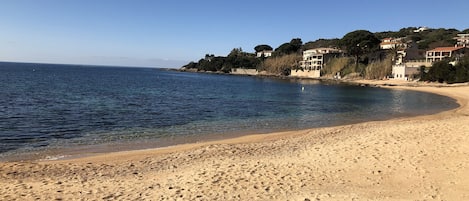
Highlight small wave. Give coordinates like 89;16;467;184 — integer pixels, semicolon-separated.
41;155;68;161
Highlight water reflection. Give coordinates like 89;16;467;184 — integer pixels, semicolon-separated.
387;89;405;113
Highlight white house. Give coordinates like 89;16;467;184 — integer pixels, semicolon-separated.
256;50;273;58
299;48;342;70
413;26;429;33
455;33;469;47
380;38;407;50
392;64;420;81
292;48;342;78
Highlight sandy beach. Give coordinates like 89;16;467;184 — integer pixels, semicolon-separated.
1;83;469;200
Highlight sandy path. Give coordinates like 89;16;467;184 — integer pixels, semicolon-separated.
1;85;468;200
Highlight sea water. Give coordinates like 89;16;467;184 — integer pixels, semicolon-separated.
0;62;458;160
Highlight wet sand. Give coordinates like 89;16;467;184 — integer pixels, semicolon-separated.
1;83;469;200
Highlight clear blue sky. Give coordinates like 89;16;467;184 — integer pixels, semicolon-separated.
1;0;468;68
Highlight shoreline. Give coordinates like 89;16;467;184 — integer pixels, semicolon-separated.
39;82;469;163
0;79;460;163
1;82;469;200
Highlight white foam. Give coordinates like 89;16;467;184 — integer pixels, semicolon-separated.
41;155;68;161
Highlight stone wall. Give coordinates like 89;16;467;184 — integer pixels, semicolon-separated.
290;70;320;78
231;68;258;76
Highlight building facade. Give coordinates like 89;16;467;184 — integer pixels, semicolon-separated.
293;48;342;78
298;48;342;70
455;33;469;47
380;38;407;50
392;64;420;80
256;50;273;58
425;47;466;63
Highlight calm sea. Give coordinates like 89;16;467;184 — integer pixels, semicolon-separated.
0;62;458;160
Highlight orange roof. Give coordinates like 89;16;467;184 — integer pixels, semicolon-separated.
428;47;465;52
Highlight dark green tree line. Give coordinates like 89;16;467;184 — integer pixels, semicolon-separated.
182;48;260;73
422;56;469;83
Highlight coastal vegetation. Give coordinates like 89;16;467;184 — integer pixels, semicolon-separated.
321;57;354;77
375;27;460;49
258;54;301;75
254;44;273;52
422;56;469;83
339;30;381;66
303;38;340;50
363;54;393;80
273;38;303;56
320;54;393;80
182;48;259;73
181;27;469;83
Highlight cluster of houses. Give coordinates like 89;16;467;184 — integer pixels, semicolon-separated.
251;29;469;80
251;47;345;78
387;33;468;80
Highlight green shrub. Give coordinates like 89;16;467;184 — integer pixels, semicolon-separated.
363;54;393;79
322;57;354;76
422;56;469;83
260;54;302;75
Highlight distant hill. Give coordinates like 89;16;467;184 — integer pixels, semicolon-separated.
374;27;462;50
181;27;469;77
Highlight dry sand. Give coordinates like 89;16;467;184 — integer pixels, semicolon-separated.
1;83;469;200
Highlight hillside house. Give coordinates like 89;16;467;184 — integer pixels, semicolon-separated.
380;38;407;50
455;33;469;47
293;48;342;78
256;50;273;58
413;26;429;33
426;46;467;63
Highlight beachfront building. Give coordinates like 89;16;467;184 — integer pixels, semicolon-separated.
425;46;467;64
455;33;469;47
390;43;430;81
392;64;420;81
391;53;428;81
293;48;342;78
380;38;407;50
256;50;273;58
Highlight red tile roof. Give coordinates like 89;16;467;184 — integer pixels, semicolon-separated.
428;47;465;52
